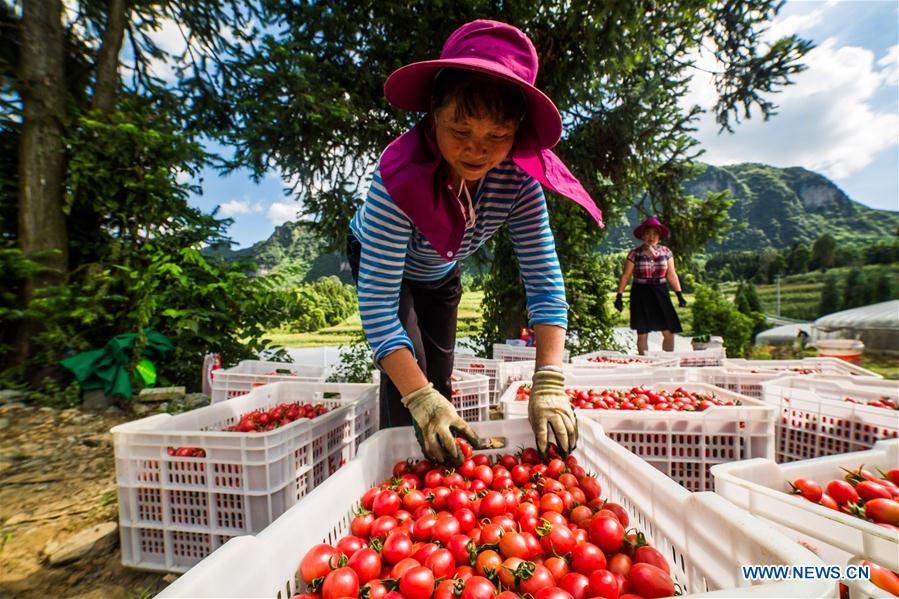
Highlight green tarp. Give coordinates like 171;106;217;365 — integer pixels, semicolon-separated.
59;328;175;399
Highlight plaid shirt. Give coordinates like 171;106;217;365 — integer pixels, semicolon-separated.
627;245;672;282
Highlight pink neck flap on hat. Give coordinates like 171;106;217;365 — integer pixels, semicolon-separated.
379;122;604;261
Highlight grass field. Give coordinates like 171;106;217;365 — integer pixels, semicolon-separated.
269;291;487;348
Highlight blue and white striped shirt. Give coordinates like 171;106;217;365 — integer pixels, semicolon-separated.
349;159;568;362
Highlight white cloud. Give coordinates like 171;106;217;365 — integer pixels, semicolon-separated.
145;17;191;82
877;44;899;85
763;5;827;42
690;35;898;182
219;199;262;217
267;201;300;225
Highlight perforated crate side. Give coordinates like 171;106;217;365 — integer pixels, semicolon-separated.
501;380;774;491
492;343;570;363
113;383;377;572
760;376;898;462
210;360;329;404
450;369;491;422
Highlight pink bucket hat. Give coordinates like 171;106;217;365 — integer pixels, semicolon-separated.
379;20;603;260
634;217;670;240
384;20;562;149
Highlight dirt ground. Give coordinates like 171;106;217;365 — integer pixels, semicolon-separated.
0;403;170;598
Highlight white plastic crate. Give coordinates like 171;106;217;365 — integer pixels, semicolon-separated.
760;375;899;462
572;350;680;369
210;360;329;404
159;418;832;598
694;367;785;399
647;348;726;367
502;380;774;491
112;382;378;573
563;366;693;386
846;556;893;599
449;369;491;422
712;439;899;577
724;358;882;379
453;354;531;406
492;342;570;362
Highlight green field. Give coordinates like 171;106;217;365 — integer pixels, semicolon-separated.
269;291;486;348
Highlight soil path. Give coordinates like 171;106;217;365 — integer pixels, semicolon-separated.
0;403;169;598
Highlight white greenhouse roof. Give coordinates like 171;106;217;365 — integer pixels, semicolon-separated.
757;323;811;344
814;300;899;332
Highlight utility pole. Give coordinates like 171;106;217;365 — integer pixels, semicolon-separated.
776;275;781;317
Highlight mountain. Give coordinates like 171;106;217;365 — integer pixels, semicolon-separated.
205;221;353;282
213;163;898;273
601;163;898;252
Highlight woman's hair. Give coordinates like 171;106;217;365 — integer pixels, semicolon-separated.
431;68;527;124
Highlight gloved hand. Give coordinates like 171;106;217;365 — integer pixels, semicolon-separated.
528;368;578;457
401;383;480;466
614;293;624;312
676;291;688;308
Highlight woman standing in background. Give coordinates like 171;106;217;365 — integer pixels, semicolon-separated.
614;217;687;354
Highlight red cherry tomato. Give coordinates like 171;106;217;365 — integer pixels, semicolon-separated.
399;566;436;599
628;563;675;599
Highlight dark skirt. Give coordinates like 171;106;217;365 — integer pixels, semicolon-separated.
629;282;682;334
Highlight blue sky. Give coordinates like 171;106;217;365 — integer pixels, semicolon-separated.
176;0;898;249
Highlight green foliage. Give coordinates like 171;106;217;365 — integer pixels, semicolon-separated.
282;276;357;333
1;103;303;391
870;269;895;304
734;281;762;314
705;237;898;284
655;186;735;263
786;243;811;274
842;268;864;309
864;241;899;265
691;284;759;357
326;333;377;384
819;274;840;316
811;234;837;271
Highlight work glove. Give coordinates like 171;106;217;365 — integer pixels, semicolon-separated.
676;291;688;308
528;368;578;458
401;383;480;466
614;293;624;312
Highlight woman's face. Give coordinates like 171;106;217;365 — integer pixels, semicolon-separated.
434;100;518;183
641;227;661;246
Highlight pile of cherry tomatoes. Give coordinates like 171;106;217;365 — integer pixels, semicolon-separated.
789;466;899;529
512;385;740;412
224;401;330;433
295;441;676;599
841;395;898;411
790;467;899;597
585;357;646;365
166;402;331;458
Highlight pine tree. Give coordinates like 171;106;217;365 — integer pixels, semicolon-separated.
872;270;894;303
842;268;864;309
811;234;837;271
819;274;840;316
